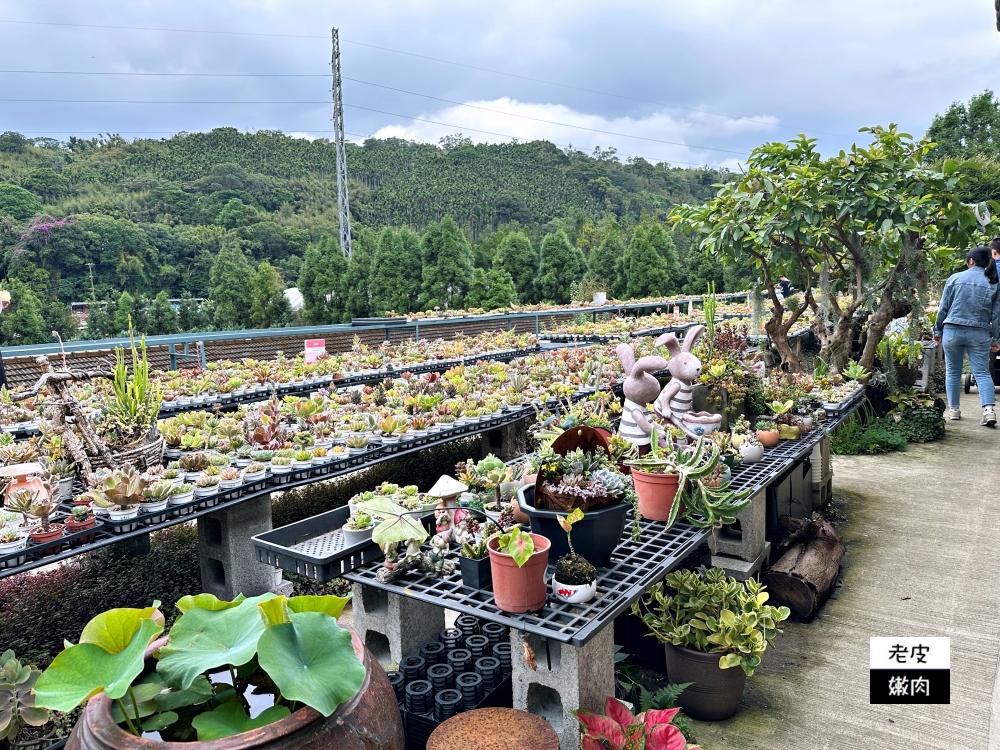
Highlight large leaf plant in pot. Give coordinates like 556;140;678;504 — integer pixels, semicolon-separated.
33;592;404;747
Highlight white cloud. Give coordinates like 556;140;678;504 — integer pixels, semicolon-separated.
370;97;777;167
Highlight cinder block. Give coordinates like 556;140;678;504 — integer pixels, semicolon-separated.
511;627;615;750
350;582;445;667
486;418;528;461
198;493;281;600
711;541;771;581
711;488;766;562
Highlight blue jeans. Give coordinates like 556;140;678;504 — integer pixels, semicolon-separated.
942;323;995;408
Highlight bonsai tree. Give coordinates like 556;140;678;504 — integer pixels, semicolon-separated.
633;566;790;676
0;650;51;743
554;508;596;586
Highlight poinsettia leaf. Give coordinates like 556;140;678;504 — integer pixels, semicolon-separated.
604;696;634;730
191;702;290;741
573;710;626;749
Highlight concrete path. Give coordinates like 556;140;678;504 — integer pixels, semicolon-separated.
689;391;1000;750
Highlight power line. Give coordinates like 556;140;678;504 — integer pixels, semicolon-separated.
0;18;842;137
0;98;749;155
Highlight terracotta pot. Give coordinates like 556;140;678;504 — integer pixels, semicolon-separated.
756;429;779;448
0;462;48;505
665;643;747;721
631;469;681;522
66;630;404;750
28;524;65;556
510;498;530;525
487;533;551;613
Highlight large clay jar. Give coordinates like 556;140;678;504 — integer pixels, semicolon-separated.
488;533;551;613
665;643;747;721
66;631;404;750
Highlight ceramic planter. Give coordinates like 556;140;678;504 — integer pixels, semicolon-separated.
517;485;626;566
459;554;492;590
487;533;551;613
271;464;293;474
551;575;597;604
778;424;801;440
0;531;29;556
107;507;140;521
341;524;374;546
739;443;764;463
756;429;780;448
220;477;244;490
631;469;682;522
665;643;747;721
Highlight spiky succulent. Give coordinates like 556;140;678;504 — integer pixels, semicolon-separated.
142;481;174;503
178;452;209;473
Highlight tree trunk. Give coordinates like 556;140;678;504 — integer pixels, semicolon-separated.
762;513;845;620
764;316;803;373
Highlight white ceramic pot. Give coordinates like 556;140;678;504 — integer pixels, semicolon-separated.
739;443;765;463
220;478;243;490
108;506;140;521
270;464;292;475
291;459;313;470
552;575;598;604
0;532;29;554
234;457;252;468
194;485;220;498
341;524;374;545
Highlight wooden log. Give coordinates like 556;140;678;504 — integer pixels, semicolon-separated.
762;513;845;620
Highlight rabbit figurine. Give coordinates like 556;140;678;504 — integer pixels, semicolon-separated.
616;343;668;448
634;325;723;441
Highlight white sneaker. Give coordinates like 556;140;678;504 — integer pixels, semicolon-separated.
982;405;997;427
947;408;962;421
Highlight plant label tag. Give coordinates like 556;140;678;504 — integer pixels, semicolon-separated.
870;637;949;704
304;339;326;364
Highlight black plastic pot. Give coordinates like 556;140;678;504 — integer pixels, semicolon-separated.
459;554;492;589
516;485;627;566
665;643;747;721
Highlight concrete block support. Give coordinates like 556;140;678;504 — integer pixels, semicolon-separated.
511;626;615;750
711;487;766;562
485;417;528;461
350;582;445;667
198;492;281;600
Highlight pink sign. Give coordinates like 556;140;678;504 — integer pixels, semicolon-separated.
304;339;326;364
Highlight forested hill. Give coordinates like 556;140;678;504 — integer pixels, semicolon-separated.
0;128;730;345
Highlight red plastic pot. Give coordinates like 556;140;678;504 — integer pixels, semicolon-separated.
631;469;681;522
65;515;98;545
29;524;65;556
487;533;551;613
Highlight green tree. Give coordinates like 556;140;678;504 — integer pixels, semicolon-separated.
214;198;258;229
0;280;49;345
419;215;473;309
209;241;253;329
113;291;135;334
248;261;291;328
927;90;1000;159
537;230;587;303
343;227;378;319
494;231;538;303
298;235;348;324
588;232;625;295
370;227;419;315
0;184;43;221
620;226;671;298
177;294;208;332
148;290;179;335
644;222;683;292
21;168;67;201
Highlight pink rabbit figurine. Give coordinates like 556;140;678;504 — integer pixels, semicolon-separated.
644;325;723;440
616;343;667;448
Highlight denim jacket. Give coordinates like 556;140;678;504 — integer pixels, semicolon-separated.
933;267;1000;343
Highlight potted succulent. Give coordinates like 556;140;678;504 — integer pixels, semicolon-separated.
738;433;765;463
770;400;801;440
312;446;331;464
234;445;254;468
65;504;98;542
194;474;221;498
341;512;375;545
0;650;52;749
345;435;370;455
86;467;149;523
244;461;267;482
218;466;243;490
161;467;182;485
32;594;402;748
179;452;209;482
141;481;173;517
487;526;551;613
0;526;30;560
458;536;492;590
633;567;790;721
551;508;597;604
251;449;275;466
292;450;313;470
270;456;293;475
169;482;195;510
27;494;65;555
755;419;779;448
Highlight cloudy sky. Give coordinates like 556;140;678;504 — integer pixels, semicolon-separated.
0;0;997;168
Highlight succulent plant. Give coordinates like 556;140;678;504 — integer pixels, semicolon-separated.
5;488;37;527
219;467;241;482
346;512;373;530
0;649;50;742
194;475;221;489
87;466;149;511
293;450;312;462
245;462;266;474
171;483;194;496
591;468;626;496
142;481;175;503
345;435;370;449
178;452;209;473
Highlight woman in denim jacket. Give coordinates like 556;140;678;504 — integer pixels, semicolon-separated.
933;246;1000;425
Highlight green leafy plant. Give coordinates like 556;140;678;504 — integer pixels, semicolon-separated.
34;593;359;740
0;650;50;742
496;526;534;568
105;329;163;446
355;496;427;546
554;508;596;585
633;567;790;676
460;538;489;561
842;361;869;382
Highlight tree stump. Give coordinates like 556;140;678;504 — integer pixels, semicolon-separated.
762;512;845;620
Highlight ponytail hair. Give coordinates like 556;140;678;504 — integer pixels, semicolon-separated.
967;246;998;284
